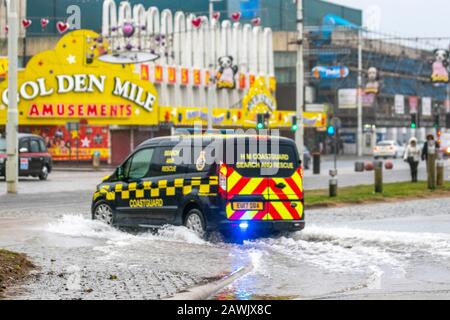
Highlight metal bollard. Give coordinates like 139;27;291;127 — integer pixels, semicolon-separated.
313;153;321;175
93;151;101;170
374;161;383;194
329;178;338;197
329;169;338;197
437;161;444;187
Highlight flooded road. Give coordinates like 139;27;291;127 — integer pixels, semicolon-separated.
1;173;450;299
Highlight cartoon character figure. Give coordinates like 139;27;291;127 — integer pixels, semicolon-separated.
365;67;380;95
216;56;238;89
431;49;449;84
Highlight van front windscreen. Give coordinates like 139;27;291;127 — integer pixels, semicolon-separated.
231;142;299;178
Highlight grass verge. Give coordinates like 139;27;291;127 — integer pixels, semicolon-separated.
0;249;34;298
305;181;450;209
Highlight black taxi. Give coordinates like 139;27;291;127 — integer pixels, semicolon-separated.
0;133;53;180
92;134;305;237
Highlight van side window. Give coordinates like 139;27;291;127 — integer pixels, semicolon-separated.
151;147;186;176
125;148;154;180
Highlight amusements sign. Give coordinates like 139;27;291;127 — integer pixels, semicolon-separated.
0;30;159;126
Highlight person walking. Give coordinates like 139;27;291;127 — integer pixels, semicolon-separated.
404;137;421;182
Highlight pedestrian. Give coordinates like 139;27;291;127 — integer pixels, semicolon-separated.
421;134;439;162
404;137;421;182
422;134;440;189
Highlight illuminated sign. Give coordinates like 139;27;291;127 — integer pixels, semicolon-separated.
0;30;159;126
312;66;349;79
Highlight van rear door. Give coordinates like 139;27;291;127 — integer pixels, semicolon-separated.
266;143;304;221
224;139;269;221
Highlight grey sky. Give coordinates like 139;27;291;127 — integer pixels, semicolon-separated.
331;0;449;40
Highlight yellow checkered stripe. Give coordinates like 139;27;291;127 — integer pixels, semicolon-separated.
94;177;219;201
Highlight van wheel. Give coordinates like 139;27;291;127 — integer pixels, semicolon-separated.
184;209;206;238
93;202;114;226
39;165;49;181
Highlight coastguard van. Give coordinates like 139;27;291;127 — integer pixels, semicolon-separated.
92;134;305;237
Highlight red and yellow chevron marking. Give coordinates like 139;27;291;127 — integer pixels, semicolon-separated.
224;166;304;221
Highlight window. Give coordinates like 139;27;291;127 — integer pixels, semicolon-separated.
38;139;47;153
19;138;29;151
125;148;154;180
29;139;40;153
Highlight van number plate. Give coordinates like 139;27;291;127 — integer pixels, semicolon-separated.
232;202;263;211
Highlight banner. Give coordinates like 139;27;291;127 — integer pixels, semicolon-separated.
422;97;432;116
312;66;349;80
394;95;405;114
338;89;357;109
25;125;109;162
409;96;419;114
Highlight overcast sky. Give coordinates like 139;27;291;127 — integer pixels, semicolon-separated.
330;0;449;42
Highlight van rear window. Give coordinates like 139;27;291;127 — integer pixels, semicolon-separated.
232;143;299;178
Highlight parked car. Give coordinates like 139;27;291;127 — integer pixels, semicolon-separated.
373;140;405;159
0;134;52;180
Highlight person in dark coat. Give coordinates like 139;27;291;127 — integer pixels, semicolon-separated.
421;134;439;161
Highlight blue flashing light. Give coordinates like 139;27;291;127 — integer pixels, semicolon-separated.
239;222;249;230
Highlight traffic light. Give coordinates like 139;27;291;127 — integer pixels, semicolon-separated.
327;125;336;136
257;114;265;130
410;114;417;129
291;116;298;132
434;114;441;128
446;114;450;129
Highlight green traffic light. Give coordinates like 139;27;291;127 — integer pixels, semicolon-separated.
410;123;417;129
257;123;264;130
292;124;298;132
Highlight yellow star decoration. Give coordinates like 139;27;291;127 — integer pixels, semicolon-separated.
71;130;79;139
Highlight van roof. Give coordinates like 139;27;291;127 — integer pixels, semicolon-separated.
138;134;296;148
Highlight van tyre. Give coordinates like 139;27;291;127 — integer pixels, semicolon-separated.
93;201;115;226
184;209;206;238
39;165;49;181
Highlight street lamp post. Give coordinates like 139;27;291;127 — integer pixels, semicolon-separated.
295;0;305;164
357;28;363;157
6;0;19;194
207;0;222;131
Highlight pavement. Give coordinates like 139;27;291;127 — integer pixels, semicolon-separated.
1;158;450;300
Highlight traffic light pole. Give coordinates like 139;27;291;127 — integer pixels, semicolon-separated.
6;0;19;194
295;0;305;164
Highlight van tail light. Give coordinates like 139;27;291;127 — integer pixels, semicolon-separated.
218;162;227;198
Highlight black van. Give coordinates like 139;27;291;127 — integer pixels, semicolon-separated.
0;134;52;180
91;134;305;237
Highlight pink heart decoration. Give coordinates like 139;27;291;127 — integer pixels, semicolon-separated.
22;19;32;29
231;12;241;22
212;12;221;20
40;18;49;29
56;21;70;34
192;17;202;29
251;17;261;26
